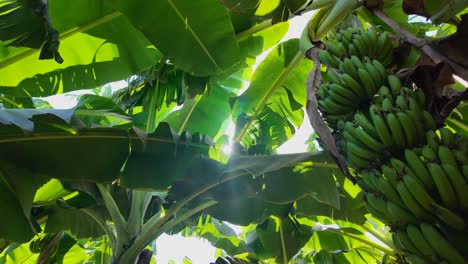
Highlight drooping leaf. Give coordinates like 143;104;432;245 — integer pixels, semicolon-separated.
44;206;106;238
164;85;232;138
0;13;160;96
0;113;130;182
232;39;312;149
113;0;241;76
120;123;213;190
248;216;312;262
205;198;292;226
189;216;251;256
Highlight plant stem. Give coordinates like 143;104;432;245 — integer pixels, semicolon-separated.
279;218;288;264
372;9;468;81
126;191;153;239
177;94;202;135
0;96;23;108
119;200;217;264
97;184;129;258
306;0;335;10
361;223;394;249
236;51;305;141
328;228;393;254
236;20;273;42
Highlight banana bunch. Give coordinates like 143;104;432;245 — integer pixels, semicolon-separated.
392;223;466;264
317;56;388;121
314;24;468;263
320;27;395;67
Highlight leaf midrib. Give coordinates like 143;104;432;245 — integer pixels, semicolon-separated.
166;0;221;72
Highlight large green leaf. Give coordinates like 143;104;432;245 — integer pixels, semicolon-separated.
164;85;232;138
206;198;292;226
120;124;213;190
0;113;129;182
232;38;312;149
113;0;241;76
0;0;46;49
189;216;251;256
0;3;160;96
249;216;312;262
296;217;387;263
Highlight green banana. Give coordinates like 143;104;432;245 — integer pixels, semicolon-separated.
347;151;372;169
385;112;405;149
393;229;420;254
438;145;458;168
348;42;362;58
406;224;438;259
350;55;365;70
329;83;358;100
454;149;468;165
353;111;379;139
370;104;394;148
377;86;393;104
422;111;436;130
366;192;388;215
357;33;373;57
359;170;381;193
318;49;340;68
328;88;354;106
344;121;386;152
375;32;394;65
367;29;378;55
395;111;417;148
439;127;456;148
381;97;394;112
386;200;417;225
406;109;425;146
342;129;365;147
326;68;345;85
426;162;458;210
387;74;402;96
341;73;366;98
407;254;430;264
430;202;466;231
320;98;354;114
390;158;408;176
402;172;434;210
426;130;440;152
339;58;359;80
420;223;467;264
395;94;409;110
358;68;377;98
372;59;387;82
396;181;432;221
421;146;438;162
364;60;383;86
346;141;378;160
414;88;426;108
351;38;365;58
326;41;346;58
441;163;468;211
365;203;387;220
463;165;468;181
404;149;434;191
379;175;405;207
381;164;399;185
